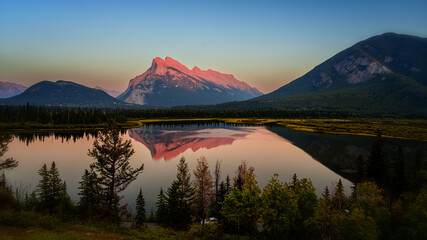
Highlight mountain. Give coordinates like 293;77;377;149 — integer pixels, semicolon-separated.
94;86;122;98
0;80;136;108
118;57;262;107
216;33;427;114
0;81;27;98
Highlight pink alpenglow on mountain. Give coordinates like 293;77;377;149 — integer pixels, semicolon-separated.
118;57;262;106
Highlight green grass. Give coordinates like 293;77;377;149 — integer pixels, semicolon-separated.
137;118;427;141
1;117;426;141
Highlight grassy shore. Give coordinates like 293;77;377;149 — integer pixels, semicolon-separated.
1;118;426;141
0;210;243;240
133;118;427;141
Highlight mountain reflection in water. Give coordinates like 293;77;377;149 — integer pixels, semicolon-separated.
128;124;256;160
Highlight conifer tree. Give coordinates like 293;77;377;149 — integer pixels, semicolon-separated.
77;167;102;221
0;135;18;171
233;161;248;190
356;154;367;182
135;188;146;227
193;156;214;224
166;157;194;230
147;207;155;222
368;130;390;188
88;125;143;223
36;162;70;216
156;187;167;225
37;163;51;211
225;174;231;195
393;145;405;195
332;179;346;212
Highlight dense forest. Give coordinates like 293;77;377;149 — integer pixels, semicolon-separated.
1;127;426;239
0;104;425;126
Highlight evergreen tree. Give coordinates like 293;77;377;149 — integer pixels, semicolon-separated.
193;156;214;224
368;130;390;188
0;135;18;171
88;125;144;223
225;174;231;195
233;161;248;190
36;162;71;217
147;207;155;222
156;187;167;225
393;145;405;195
36;163;51;211
356;154;367;183
212;160;222;219
77;167;102;221
166;157;194;230
311;186;336;240
135;188;146;227
332;179;347;212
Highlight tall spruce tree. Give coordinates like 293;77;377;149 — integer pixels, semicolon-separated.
77;167;102;221
156;187;167;225
36;162;70;216
193;156;214;224
135;188;146;227
331;179;347;212
0;135;18;171
88;125;144;223
166;157;194;230
368;130;390;188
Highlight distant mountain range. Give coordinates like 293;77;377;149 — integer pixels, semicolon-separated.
117;57;262;107
214;33;427;114
0;81;27;98
1;33;426;113
94;86;122;98
0;80;136;108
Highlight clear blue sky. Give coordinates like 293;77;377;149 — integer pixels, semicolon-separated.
1;0;427;93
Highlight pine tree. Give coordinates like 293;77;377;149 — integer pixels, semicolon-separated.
368;130;390;188
356;154;367;183
135;188;146;227
166;157;195;230
233;161;248;190
36;162;70;216
331;179;346;212
193;156;214;224
37;163;50;211
77;167;102;221
225;174;231;195
0;135;18;171
147;207;155;222
213;160;222;219
88;125;144;223
393;145;405;195
156;187;167;225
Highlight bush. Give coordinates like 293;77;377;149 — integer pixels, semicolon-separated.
188;223;224;240
0;210;61;230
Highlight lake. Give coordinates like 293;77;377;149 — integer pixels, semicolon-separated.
3;122;426;212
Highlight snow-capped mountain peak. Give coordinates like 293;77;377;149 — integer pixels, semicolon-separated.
118;57;262;107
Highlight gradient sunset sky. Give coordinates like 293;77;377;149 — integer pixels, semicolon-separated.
1;0;427;93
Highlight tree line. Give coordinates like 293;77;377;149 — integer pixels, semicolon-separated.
1;128;426;239
1;104;423;126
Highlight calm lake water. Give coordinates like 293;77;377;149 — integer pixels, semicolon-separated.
3;122;426;212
